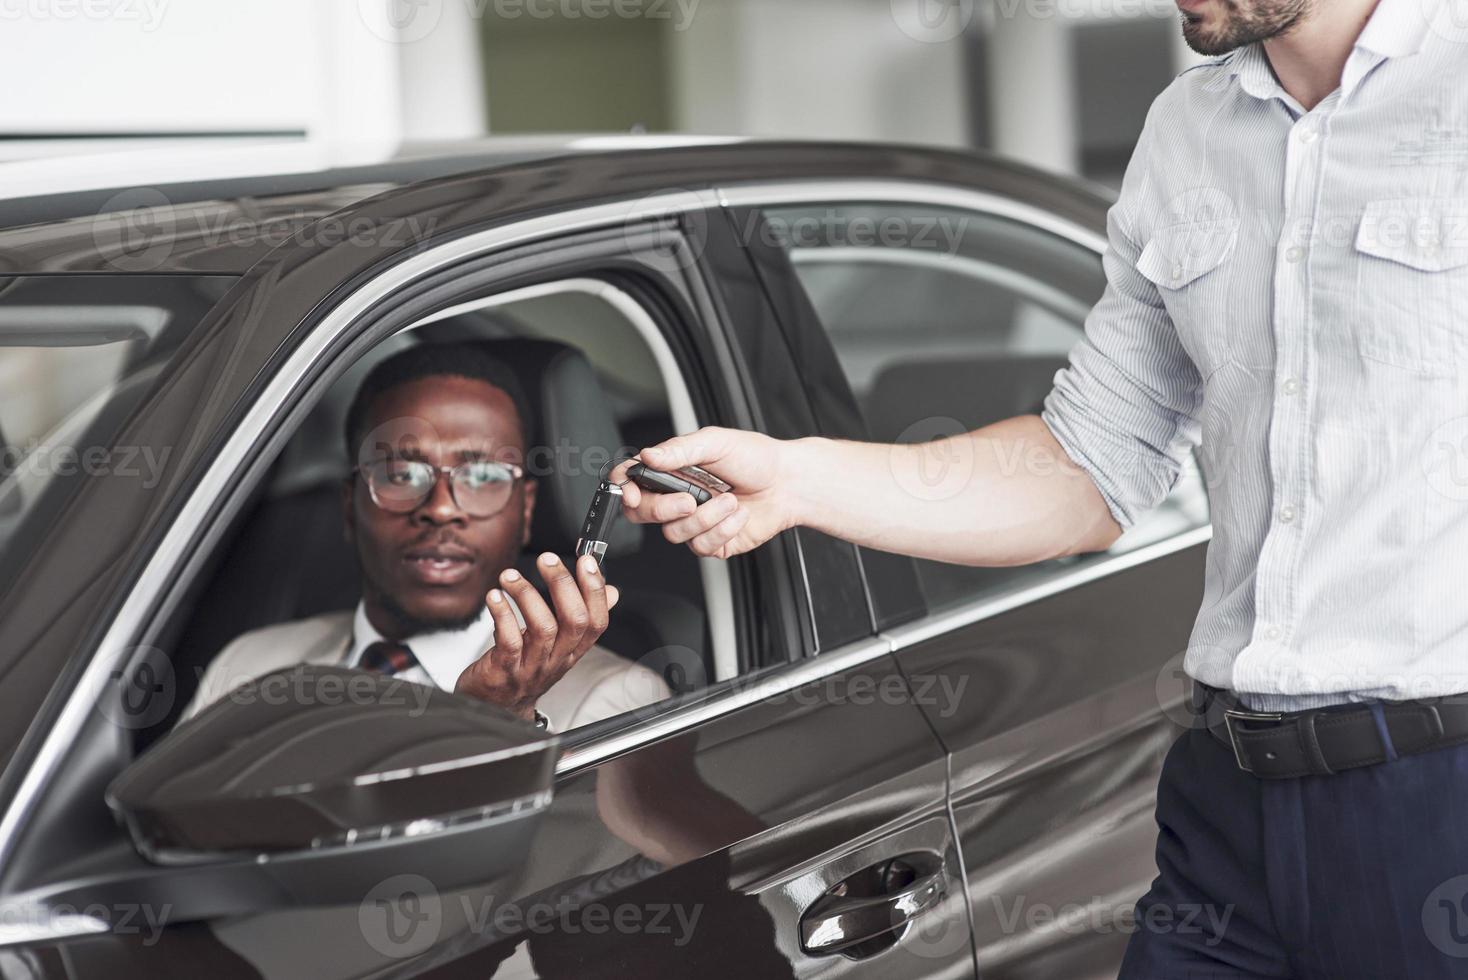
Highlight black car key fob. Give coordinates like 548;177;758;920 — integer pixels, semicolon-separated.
625;462;715;505
574;480;624;566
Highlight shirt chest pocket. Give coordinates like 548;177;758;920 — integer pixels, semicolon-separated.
1136;215;1246;376
1353;197;1468;377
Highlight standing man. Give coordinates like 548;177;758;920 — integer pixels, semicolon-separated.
618;0;1468;974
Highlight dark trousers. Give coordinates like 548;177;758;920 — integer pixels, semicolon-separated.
1120;722;1468;979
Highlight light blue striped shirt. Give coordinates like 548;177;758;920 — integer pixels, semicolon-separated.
1041;0;1468;710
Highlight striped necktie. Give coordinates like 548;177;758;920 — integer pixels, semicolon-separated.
358;640;420;677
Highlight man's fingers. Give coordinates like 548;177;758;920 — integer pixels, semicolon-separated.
535;553;589;652
622;486;699;525
689;505;751;558
499;566;555;656
639;427;731;472
607;583;620;609
662;491;739;545
575;555;609;639
484;587;523;665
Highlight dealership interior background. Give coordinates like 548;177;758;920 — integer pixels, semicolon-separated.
2;0;1205;194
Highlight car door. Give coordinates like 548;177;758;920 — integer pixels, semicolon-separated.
721;174;1212;978
0;163;974;978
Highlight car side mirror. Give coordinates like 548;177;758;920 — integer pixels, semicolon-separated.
29;665;560;917
111;665;555;857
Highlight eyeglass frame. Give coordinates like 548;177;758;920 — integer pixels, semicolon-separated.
350;456;528;517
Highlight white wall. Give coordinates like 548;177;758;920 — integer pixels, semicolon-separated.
0;0;486;195
667;0;970;148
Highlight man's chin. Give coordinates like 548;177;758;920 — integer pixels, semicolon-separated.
1181;17;1238;55
384;592;485;637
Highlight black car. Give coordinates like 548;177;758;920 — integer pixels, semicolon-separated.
0;138;1210;978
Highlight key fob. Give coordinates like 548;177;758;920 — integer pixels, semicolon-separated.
574;480;624;566
626;462;715;505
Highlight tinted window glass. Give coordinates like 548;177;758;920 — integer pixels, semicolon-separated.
0;275;231;597
768;202;1209;613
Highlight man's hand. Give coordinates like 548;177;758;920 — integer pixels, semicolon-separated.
613;426;799;560
614;417;1121;567
455;552;618;721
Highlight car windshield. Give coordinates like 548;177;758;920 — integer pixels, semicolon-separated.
0;275;231;594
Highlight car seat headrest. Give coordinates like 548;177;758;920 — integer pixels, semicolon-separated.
478;339;643;558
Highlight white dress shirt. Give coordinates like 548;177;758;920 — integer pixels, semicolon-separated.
1041;0;1468;710
180;597;671;730
344;601;507;693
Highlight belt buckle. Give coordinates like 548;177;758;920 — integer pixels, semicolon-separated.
1224;708;1284;773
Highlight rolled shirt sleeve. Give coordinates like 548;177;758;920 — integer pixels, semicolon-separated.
1040;115;1206;530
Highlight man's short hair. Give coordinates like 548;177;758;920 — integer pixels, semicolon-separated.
343;342;536;462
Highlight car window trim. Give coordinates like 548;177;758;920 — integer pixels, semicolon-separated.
715;179;1110;254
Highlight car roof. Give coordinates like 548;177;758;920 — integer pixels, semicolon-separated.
0;137;1112;276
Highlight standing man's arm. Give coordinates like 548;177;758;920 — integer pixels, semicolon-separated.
617;117;1205;566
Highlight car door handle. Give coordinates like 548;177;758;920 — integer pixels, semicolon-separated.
799;855;948;956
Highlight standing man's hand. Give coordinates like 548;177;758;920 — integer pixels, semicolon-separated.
455;552;618;722
613;427;800;560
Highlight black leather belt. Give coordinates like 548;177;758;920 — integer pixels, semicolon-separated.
1191;682;1468;778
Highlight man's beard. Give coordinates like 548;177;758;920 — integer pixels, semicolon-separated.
377;590;484;638
1181;0;1311;55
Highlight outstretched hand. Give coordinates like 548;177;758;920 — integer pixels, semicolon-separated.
612;426;797;560
455;552;618;721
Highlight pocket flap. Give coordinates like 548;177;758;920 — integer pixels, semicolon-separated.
1137;216;1240;289
1356;197;1468;272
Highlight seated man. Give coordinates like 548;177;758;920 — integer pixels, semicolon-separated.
182;342;669;729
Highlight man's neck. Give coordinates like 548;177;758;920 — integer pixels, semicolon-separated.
1262;0;1382;110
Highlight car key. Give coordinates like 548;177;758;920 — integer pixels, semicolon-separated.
575;463;730;567
625;462;717;504
574;480;624;567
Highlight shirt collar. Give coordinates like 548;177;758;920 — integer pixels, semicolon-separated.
1354;0;1437;57
346;600;497;691
1224;0;1436;103
1227;43;1285;104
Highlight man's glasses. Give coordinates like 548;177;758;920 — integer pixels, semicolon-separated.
354;457;525;518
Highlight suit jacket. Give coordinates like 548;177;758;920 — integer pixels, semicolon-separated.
179;610;671;730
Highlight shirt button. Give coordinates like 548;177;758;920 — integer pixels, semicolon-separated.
1285;246;1306;263
1171;264;1185;281
1279;504;1297;524
1299;127;1319;143
1265;625;1283;641
1282;377;1302;395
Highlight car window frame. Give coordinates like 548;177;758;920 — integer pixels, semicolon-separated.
715;177;1214;648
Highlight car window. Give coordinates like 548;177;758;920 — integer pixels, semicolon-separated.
0;276;231;602
162;278;737;740
766;201;1209;614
